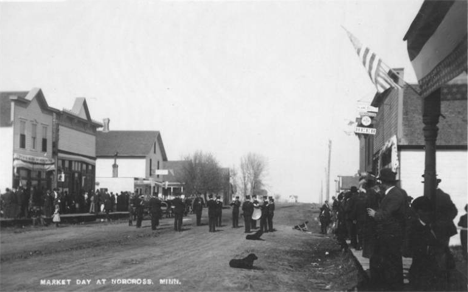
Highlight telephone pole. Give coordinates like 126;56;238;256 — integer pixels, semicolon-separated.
326;140;332;202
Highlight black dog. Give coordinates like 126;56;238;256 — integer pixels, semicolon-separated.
246;229;263;240
229;253;258;269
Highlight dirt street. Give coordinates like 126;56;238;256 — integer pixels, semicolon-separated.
0;203;360;292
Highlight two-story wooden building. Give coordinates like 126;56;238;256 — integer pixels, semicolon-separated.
95;128;168;196
0;88;102;194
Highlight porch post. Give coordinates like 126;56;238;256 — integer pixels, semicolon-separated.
421;88;441;207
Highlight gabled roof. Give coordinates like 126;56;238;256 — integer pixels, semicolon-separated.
63;97;102;127
96;131;167;160
71;97;91;120
162;160;190;182
0;91;28;127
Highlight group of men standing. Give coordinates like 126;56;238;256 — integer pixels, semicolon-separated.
241;195;275;233
331;167;461;291
126;192;276;236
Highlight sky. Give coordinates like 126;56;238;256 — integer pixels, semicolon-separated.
0;0;425;203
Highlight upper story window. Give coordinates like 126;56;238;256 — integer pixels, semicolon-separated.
31;123;37;150
157;161;160;178
154;142;156;154
19;120;26;149
42;126;48;152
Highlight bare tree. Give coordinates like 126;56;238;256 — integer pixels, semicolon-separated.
180;151;223;200
240;153;267;198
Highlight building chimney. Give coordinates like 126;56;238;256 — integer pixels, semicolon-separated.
103;118;110;132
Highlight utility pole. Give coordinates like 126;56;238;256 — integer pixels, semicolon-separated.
326;140;332;202
320;180;323;205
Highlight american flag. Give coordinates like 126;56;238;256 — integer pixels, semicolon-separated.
344;29;403;94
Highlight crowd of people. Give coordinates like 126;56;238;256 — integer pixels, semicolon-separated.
125;192;275;234
0;187;139;219
324;167;466;291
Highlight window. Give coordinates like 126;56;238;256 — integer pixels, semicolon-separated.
154;142;156;154
19;120;26;148
157;161;160;178
31;123;37;150
150;159;152;176
42;126;47;152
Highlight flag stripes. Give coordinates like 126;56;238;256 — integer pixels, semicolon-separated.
404;0;467;98
345;29;402;93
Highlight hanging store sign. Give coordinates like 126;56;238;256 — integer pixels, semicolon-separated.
357;104;379;113
355;127;376;135
155;169;169;175
359;111;377;117
13;153;55;172
361;116;372;126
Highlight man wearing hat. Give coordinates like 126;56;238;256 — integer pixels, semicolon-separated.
242;195;254;233
426;177;458;249
215;195;223;227
367;168;408;291
135;194;145;228
207;194;217;232
267;197;275;232
407;196;449;291
230;196;241;228
172;193;185;232
260;195;269;232
149;193;162;230
192;193;205;226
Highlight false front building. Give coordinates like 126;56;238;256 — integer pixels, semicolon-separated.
0;88;102;194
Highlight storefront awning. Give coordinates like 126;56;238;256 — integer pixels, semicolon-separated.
58;152;96;165
13;153;55;172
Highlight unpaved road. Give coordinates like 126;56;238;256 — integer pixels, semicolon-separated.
0;203;359;292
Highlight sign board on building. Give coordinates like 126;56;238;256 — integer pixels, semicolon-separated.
357;104;379;113
58;172;65;182
359;111;377;117
355;127;377;135
155;169;169;175
361;116;372;126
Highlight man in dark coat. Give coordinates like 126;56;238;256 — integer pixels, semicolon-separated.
207;194;217;232
43;190;54;218
260;196;269;232
319;200;331;234
230;196;240;228
432;179;458;247
215;195;223;227
242;195;254;233
354;185;369;249
134;195;145;228
104;191;112;221
408;196;448;291
172;194;185;232
149;193;162;230
267;197;275;232
192;193;205;226
367;168;407;291
344;187;358;248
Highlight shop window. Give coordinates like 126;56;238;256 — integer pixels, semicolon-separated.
42;126;47;152
19;120;26;148
31;123;37;150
